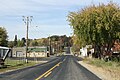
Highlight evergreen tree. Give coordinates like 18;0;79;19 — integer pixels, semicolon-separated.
14;35;17;47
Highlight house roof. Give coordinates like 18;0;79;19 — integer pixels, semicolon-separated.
0;46;9;49
28;48;47;52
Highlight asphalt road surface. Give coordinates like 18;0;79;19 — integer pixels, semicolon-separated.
0;55;101;80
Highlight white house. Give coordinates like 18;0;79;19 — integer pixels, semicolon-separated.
80;47;87;57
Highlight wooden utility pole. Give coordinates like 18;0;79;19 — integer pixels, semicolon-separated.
23;16;32;63
49;36;51;55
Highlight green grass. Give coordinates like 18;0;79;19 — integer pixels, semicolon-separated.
0;58;40;73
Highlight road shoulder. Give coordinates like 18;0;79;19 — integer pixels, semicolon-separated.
78;60;120;80
0;61;47;75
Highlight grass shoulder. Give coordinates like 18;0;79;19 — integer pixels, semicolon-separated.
82;57;120;80
83;58;120;69
0;58;41;73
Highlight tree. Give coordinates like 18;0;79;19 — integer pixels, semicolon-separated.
68;2;120;58
36;38;49;46
8;41;14;48
14;35;17;47
0;27;8;46
29;39;38;47
21;37;26;46
17;39;25;47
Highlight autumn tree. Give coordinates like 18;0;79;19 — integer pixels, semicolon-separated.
29;39;38;47
68;2;120;57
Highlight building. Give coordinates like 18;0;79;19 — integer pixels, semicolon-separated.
12;47;26;57
28;47;49;57
0;46;11;58
12;46;49;57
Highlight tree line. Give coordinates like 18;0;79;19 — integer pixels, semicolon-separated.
0;27;72;53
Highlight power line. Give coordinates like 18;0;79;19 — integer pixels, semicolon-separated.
29;17;41;39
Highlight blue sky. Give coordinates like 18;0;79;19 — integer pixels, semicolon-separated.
0;0;120;41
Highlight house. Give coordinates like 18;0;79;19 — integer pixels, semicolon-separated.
12;46;49;57
80;47;87;57
112;40;120;53
27;47;49;57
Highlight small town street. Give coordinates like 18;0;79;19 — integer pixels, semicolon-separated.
0;55;101;80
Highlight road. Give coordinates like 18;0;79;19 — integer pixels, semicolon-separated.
0;55;101;80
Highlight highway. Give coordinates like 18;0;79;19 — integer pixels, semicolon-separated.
0;55;101;80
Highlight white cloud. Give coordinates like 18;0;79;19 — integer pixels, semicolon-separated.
0;0;118;16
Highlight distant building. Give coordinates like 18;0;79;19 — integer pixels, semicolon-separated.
28;47;49;57
64;47;70;54
12;46;49;57
12;47;26;57
80;47;87;57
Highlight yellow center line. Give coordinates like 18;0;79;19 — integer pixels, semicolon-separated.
44;71;52;78
63;56;67;62
35;61;62;80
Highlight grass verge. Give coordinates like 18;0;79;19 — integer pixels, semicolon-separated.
84;58;120;67
0;58;40;73
83;58;120;74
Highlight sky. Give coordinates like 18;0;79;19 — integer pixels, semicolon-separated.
0;0;120;41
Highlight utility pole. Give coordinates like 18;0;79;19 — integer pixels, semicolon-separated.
49;36;51;55
23;16;33;63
